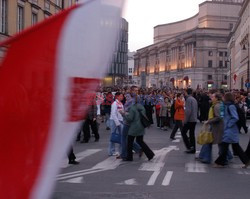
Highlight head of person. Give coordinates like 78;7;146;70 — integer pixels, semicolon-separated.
130;86;139;96
177;93;182;99
115;92;123;102
186;88;193;96
211;93;222;103
224;92;235;104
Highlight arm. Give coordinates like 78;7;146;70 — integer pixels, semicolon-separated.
184;98;191;124
110;102;121;126
207;104;221;124
123;107;135;123
227;105;239;128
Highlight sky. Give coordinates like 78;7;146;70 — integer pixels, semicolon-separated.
123;0;207;52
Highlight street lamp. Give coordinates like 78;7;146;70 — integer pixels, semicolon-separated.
226;57;231;90
243;43;250;91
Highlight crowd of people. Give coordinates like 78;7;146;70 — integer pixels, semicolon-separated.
72;86;250;168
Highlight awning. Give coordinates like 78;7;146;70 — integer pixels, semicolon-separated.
183;76;189;81
207;81;214;84
221;81;227;85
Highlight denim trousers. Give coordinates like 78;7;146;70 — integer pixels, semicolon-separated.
108;120;122;156
120;123;141;159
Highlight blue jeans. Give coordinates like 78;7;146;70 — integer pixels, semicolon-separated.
199;144;212;163
108;120;122;156
121;124;141;159
105;113;110;128
199;143;233;164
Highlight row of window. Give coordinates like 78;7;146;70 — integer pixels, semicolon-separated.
0;0;76;34
110;63;126;75
209;51;228;57
208;60;228;68
207;75;227;80
113;52;127;64
117;41;128;53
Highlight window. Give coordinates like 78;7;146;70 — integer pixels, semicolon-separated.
68;0;74;7
225;52;228;57
56;0;62;7
31;12;38;25
208;75;213;80
219;61;223;67
129;68;133;73
45;0;50;11
0;0;7;33
229;23;233;30
208;51;213;56
219;52;223;57
225;61;228;68
224;75;227;80
208;60;213;68
17;5;24;32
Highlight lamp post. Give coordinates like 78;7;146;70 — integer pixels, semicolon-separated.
243;43;250;91
226;57;231;91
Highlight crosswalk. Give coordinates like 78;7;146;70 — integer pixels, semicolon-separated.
57;143;250;186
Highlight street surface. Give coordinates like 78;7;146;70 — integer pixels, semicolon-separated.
53;121;250;199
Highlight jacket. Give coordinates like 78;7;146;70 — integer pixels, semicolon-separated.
174;99;184;121
222;103;239;143
207;102;224;144
124;103;145;137
184;95;198;124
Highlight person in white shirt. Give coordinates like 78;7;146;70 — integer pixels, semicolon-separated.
108;92;124;157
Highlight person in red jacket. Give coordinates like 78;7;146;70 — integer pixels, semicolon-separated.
170;93;185;140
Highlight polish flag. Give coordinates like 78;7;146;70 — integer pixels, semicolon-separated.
0;0;124;198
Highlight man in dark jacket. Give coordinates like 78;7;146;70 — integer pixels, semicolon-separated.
181;88;198;154
81;96;99;143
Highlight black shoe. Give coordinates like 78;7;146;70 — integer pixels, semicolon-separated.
106;127;110;130
94;139;99;142
148;154;155;161
122;158;133;161
68;160;80;165
138;150;143;158
185;149;196;154
170;137;176;140
81;140;89;143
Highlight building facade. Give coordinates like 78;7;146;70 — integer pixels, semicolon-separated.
228;0;250;90
0;0;77;58
103;18;128;86
126;51;135;85
134;0;243;89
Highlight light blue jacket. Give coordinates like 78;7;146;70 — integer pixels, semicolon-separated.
222;103;239;143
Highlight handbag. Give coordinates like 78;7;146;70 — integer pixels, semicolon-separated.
137;108;151;128
110;126;121;144
197;124;213;145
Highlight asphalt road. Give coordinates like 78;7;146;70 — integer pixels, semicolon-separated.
53;120;250;199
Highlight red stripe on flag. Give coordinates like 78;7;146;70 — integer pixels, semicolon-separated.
0;6;77;199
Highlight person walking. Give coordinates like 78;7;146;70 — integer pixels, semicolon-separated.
170;93;184;140
214;92;249;168
181;88;198;154
197;93;224;164
81;97;99;143
108;92;124;157
121;95;155;161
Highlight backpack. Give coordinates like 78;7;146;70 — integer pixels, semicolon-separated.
227;103;244;122
219;102;225;118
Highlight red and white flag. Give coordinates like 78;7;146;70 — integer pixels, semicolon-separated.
0;0;124;198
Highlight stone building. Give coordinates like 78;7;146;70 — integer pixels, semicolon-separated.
134;0;243;89
228;0;250;90
0;0;77;58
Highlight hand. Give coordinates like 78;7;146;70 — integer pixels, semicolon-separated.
93;118;96;121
